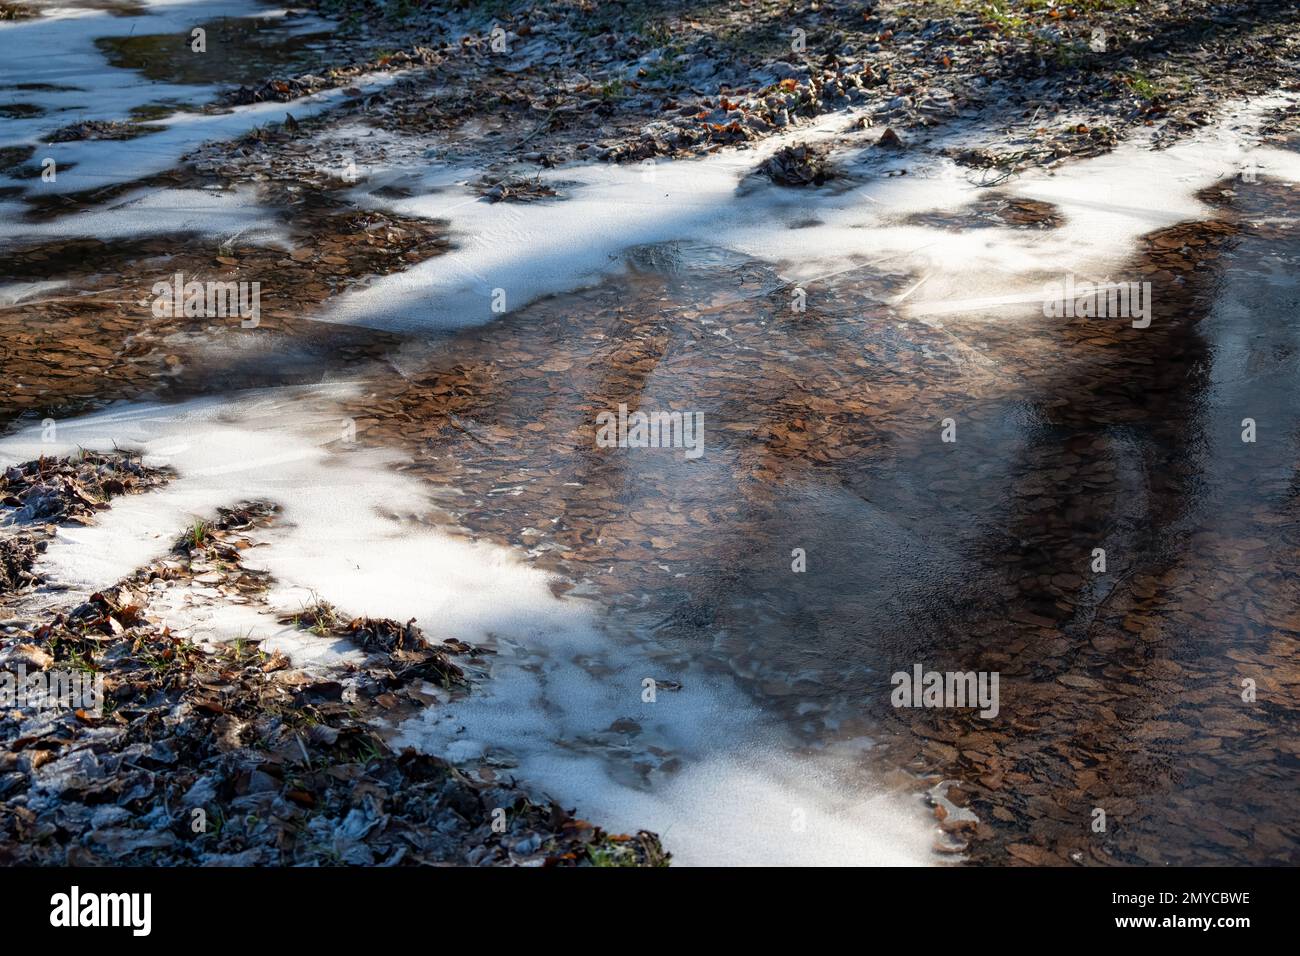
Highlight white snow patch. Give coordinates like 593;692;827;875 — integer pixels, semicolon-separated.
0;390;581;651
0;185;286;245
388;629;938;866
151;591;363;670
8;78;396;202
325;94;1300;332
0;390;939;865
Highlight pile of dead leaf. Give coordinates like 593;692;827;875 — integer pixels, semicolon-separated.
222;47;437;105
0;538;38;594
0;453;174;597
0;507;669;867
279;602;470;698
1;452;170;525
759;142;833;186
47;120;162;143
477;175;560;203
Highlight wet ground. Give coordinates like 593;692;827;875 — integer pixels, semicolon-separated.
317;173;1298;865
94;14;333;87
1;0;1298;866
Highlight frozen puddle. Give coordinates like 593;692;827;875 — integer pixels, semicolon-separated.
0;0;402;253
5;20;1295;863
0;0;394;235
326;94;1300;332
0;390;940;864
0;0;309;150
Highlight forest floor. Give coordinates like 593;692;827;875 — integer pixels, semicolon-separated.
1;0;1298;866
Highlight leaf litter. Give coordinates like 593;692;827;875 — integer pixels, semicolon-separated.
0;471;668;866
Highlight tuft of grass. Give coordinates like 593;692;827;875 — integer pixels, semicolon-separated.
187;518;209;550
585;834;670;867
292;597;342;636
636;16;674;47
230;631;261;662
641;46;688;84
977;2;1033;39
65;647;98;675
1125;70;1162;100
133;636;199;675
